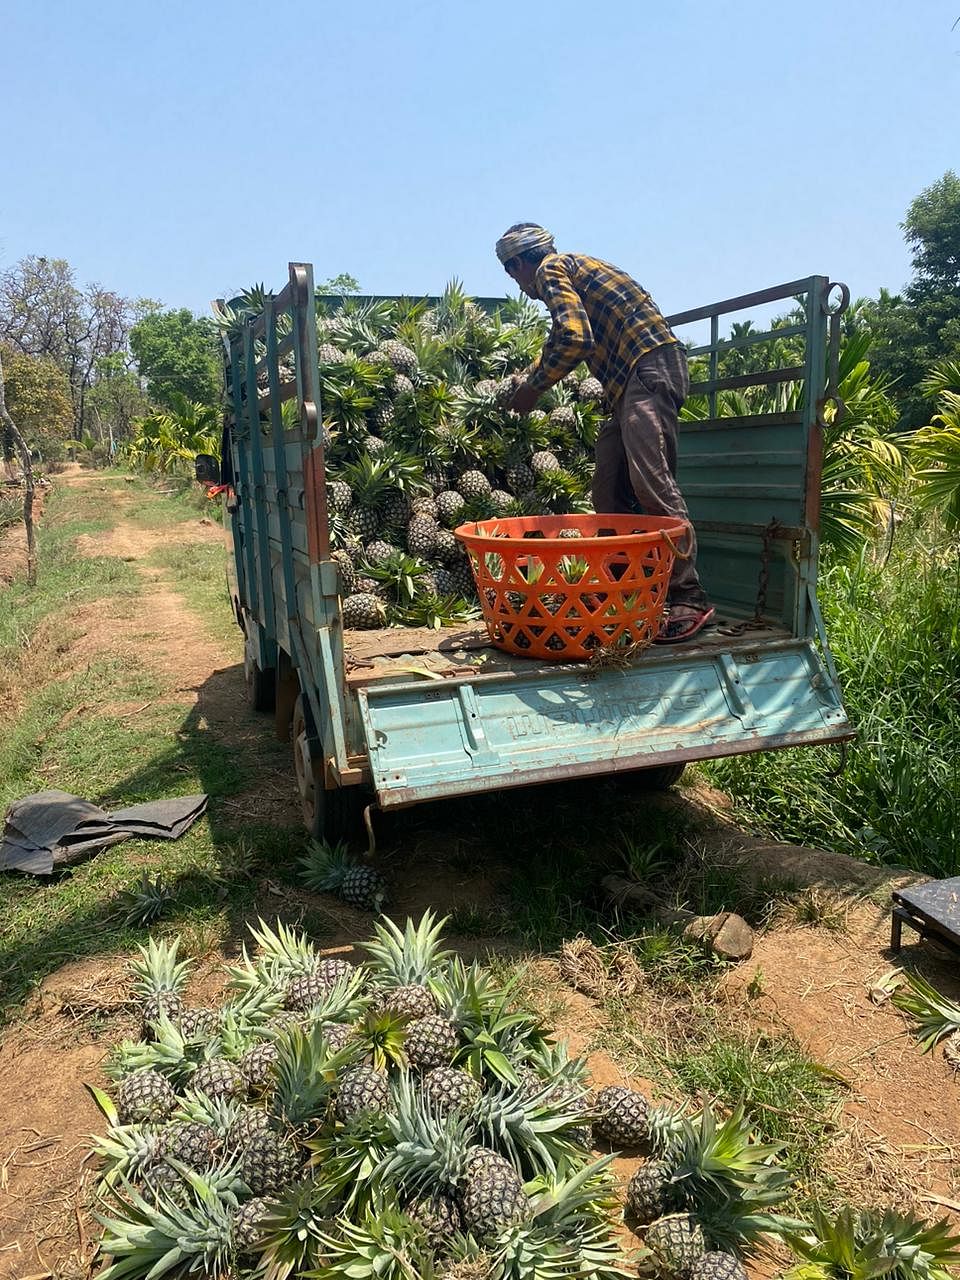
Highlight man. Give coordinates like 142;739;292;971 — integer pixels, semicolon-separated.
495;222;714;644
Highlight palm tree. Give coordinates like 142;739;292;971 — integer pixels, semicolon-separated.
126;393;220;475
910;359;960;529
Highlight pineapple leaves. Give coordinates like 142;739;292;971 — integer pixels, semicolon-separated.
891;971;960;1052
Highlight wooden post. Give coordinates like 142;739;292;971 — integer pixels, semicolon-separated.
0;346;37;586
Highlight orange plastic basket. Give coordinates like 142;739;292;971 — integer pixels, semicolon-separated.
455;514;691;661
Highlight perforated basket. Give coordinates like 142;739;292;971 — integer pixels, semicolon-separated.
455;514;691;661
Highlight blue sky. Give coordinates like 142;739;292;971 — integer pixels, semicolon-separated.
1;1;957;319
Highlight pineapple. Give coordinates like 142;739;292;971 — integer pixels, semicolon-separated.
378;339;418;376
405;1191;464;1246
238;1127;302;1194
191;1058;245;1103
506;463;536;493
407;513;439;557
687;1253;747;1280
178;1007;217;1041
227;1103;275;1150
318;343;346;364
335;1065;391;1122
331;548;357;594
342;593;386;629
457;471;491;501
646;1213;708;1278
460;1146;528;1238
239;1040;278;1092
391;371;417;400
326;479;353;514
116;1069;178;1125
405;1014;459;1072
232;1195;270;1254
159;1121;222;1168
549;406;577;431
593;1084;649;1147
298;838;388;911
489;488;514;516
321;1021;355;1053
423;1065;483;1116
365;911;451;1021
365;538;400;567
626;1160;676;1224
437;489;467;528
130;937;192;1038
577;375;604;402
433;529;460;565
411;495;439;519
531;450;561;475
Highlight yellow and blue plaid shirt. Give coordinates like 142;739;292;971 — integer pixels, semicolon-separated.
527;254;678;407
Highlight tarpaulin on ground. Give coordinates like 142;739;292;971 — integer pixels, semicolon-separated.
0;789;208;875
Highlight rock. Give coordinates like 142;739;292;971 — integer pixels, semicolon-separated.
683;912;754;961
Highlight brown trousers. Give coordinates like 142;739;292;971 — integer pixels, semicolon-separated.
592;343;708;609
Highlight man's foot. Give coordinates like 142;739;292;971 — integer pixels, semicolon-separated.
654;604;716;645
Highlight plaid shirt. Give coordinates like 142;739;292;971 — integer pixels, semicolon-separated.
527;253;677;407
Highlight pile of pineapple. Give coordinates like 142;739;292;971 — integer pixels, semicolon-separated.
228;284;605;630
89;910;803;1280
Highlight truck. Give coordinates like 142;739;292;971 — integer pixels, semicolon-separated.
198;263;854;841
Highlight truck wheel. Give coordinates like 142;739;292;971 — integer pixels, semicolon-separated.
292;693;364;841
244;633;275;713
627;762;686;791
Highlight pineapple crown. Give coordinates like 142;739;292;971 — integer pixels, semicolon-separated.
270;1022;363;1130
94;1169;239;1280
316;1208;439;1280
891;971;960;1052
669;1103;792;1213
378;1073;478;1197
226;918;319;996
362;911;452;987
785;1206;960;1280
476;1079;592;1177
129;935;192;998
105;1011;212;1084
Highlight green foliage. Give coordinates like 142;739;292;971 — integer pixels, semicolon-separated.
910;358;960;528
125;393;220;474
129;308;222;409
0;343;74;460
861;172;960;428
785;1205;960;1280
710;517;960;876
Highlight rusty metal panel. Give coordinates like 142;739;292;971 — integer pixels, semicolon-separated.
358;639;851;808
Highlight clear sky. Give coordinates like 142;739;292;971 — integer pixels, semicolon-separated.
1;1;957;319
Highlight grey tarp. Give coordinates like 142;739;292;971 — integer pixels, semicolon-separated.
0;790;208;875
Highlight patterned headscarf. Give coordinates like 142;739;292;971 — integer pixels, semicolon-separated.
495;223;555;266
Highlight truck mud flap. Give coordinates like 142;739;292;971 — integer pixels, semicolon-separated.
356;638;852;808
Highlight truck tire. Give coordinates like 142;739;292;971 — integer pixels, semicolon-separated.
292;693;364;842
626;762;686;791
244;633;275;713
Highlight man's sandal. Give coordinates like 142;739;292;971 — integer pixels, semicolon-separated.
654;605;716;645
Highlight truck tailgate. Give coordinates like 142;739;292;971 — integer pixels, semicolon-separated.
356;636;852;807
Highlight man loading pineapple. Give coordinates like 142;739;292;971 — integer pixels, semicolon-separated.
495;222;714;644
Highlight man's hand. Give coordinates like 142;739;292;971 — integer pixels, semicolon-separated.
508;381;541;415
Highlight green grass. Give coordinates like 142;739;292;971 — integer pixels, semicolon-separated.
0;473;299;1022
144;541;239;648
0;479;139;662
663;1025;845;1195
709;516;960;877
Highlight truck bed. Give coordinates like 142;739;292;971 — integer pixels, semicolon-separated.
344;618;791;688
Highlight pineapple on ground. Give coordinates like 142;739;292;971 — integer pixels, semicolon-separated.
459;1146;528;1237
116;1069;178;1125
407;513;440;557
298;838;388;911
405;1014;459;1072
336;1065;392;1121
457;471;491;501
593;1084;650;1147
437;489;467;528
130;937;191;1037
646;1212;708;1278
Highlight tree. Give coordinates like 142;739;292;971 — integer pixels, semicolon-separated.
865;172;960;428
0;255;132;434
85;351;150;448
0;344;74;465
0;346;37;584
317;272;361;295
128;308;222;410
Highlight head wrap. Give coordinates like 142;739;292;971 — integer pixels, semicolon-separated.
495;223;555;265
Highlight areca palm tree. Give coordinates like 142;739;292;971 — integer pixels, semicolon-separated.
910;359;960;529
126;393;220;475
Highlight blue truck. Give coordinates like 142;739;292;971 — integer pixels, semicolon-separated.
201;264;853;840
